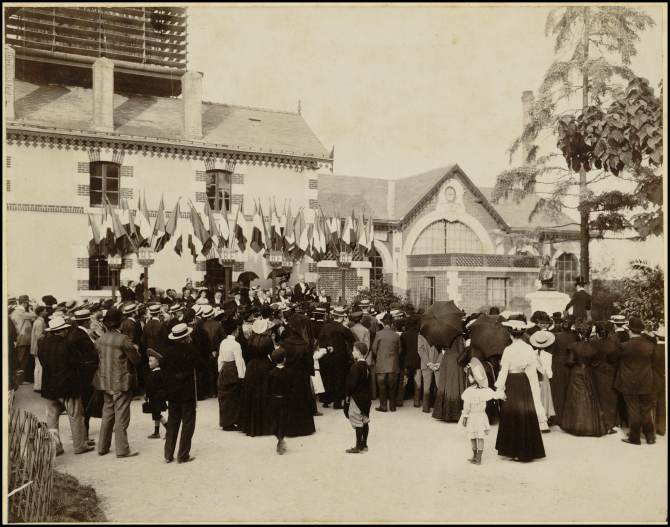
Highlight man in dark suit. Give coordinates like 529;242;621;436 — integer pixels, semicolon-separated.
318;306;355;409
142;304;169;353
293;275;310;302
614;316;656;445
119;281;135;302
565;277;591;322
120;303;144;395
372;314;401;412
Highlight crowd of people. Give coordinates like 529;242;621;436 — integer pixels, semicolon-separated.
6;275;666;465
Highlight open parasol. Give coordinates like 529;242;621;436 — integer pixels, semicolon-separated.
237;271;260;286
469;314;511;359
420;300;465;349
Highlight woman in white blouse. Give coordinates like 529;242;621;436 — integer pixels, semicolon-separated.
494;320;546;462
217;320;246;431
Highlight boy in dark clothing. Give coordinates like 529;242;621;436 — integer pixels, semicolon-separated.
268;347;290;455
345;342;372;454
145;348;168;439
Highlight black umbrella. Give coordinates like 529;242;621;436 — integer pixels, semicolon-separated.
267;268;291;280
237;271;260;286
420;300;465;349
469;315;511;359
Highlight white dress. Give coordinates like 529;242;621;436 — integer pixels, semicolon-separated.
458;386;496;439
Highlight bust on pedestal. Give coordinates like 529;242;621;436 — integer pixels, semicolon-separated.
525;256;570;315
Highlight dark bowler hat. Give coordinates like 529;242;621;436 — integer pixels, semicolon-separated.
42;295;58;306
103;307;123;329
626;317;644;334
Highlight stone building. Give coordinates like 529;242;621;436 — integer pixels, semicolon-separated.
4;7;582;312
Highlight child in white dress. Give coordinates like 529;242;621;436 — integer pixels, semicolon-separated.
458;357;501;465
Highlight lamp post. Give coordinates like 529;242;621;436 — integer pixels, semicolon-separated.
337;250;352;305
107;254;123;301
137;247;155;303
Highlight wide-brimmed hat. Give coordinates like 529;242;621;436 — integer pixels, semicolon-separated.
147;348;164;360
148;304;163;315
122;303;138;315
252;318;270;335
45;316;70;332
72;309;91;322
390;309;404;320
626;316;644;334
502;320;528;332
529;330;556;349
331;306;347;318
168;303;183;314
169;323;193;340
200;305;214;319
103;307;124;329
609;314;627;325
359;299;371;307
467;357;489;388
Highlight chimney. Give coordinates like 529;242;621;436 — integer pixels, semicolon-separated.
182;71;203;140
521;90;534;162
387;180;396;219
5;45;15;121
92;57;114;132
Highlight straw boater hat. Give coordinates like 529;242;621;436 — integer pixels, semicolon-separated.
168;303;183;314
331;306;347;318
168;323;193;340
200;305;215;319
148;304;162;316
609;314;627;326
45;316;70;333
252;318;270;335
72;309;91;322
122;303;138;315
467;357;489;388
192;304;203;317
529;330;556;349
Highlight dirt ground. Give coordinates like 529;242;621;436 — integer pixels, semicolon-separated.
13;385;667;523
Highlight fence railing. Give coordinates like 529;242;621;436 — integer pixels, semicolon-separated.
8;408;55;523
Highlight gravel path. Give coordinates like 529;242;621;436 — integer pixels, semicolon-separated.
14;385;667;523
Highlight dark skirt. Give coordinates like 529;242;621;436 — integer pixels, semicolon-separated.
433;349;465;422
239;358;273;437
496;373;546;462
550;353;570;425
218;361;243;430
560;365;607;437
284;369;316;437
593;363;618;431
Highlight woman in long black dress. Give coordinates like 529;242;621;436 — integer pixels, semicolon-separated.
218;320;246;431
591;321;620;434
560;322;607;437
550;318;578;426
495;320;545;462
239;319;274;437
281;315;316;437
432;335;467;422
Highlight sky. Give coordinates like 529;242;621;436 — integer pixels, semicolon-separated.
187;4;666;273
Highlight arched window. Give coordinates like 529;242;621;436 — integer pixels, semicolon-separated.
411;220;483;255
555;253;579;294
206;169;232;212
369;247;384;283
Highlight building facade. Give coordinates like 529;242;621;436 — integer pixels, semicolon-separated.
4;7;581;312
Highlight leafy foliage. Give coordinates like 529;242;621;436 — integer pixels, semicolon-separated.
614;260;665;329
352;279;414;313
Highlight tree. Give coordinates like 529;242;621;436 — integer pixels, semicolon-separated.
351;279;414;313
614;260;665;329
492;6;656;284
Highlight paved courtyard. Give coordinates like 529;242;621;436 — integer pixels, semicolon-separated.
14;385;667;523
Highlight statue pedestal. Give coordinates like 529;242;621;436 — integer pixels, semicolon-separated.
525;289;570;316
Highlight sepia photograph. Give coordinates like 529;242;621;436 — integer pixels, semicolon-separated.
2;2;667;523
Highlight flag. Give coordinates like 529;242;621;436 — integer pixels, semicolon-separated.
201;201;217;255
151;195;166;249
173;212;184;256
297;209;309;253
232;205;247;252
342;213;353;246
124;198;138;240
156;198;180;252
284;203;295;251
136;190;152;241
188;202;209;248
271;198;282;250
179;209;201;263
357;212;367;253
250;201;266;253
218;194;231;244
88;214;102;244
109;199;128;241
319;214;327;256
368;216;375;250
328;216;340;252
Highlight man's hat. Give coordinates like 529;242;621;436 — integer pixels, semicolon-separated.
609;314;627;325
72;309;91;322
18;294;30;304
148;304;163;315
103;307;123;329
529;330;556;349
552;312;563;322
168;303;183;314
502;320;529;333
45;316;70;333
575;276;587;287
349;311;363;322
331;306;347;318
42;295;58;306
626;316;644;334
122;303;138;315
359;299;371;307
168;323;193;341
147;348;164;360
200;305;215;319
252;318;270;335
183;308;197;324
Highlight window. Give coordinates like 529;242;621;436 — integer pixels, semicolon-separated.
487;278;508;309
556;253;579;294
425;276;436;307
411;220;483;255
206;170;232;213
90;162;120;206
88;256;117;290
369;247;384;283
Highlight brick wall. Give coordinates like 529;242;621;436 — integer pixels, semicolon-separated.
317;267;363;304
